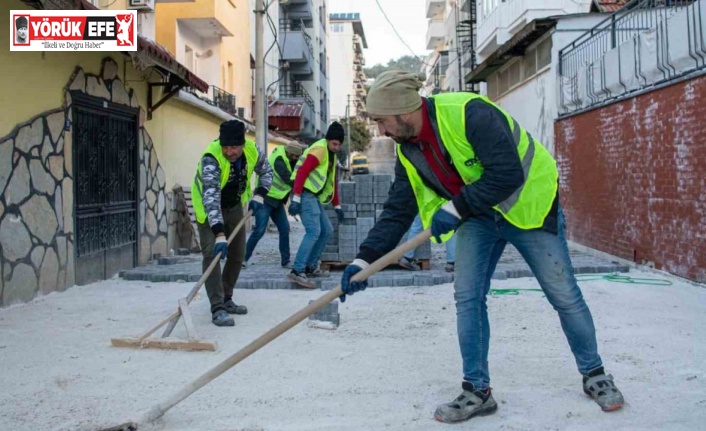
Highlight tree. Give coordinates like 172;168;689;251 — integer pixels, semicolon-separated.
339;117;372;160
364;55;426;80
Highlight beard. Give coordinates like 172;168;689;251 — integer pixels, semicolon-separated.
385;116;416;143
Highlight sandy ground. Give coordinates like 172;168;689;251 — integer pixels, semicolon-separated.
0;269;705;431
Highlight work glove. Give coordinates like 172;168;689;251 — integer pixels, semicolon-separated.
339;259;369;303
289;195;302;216
248;195;264;215
431;201;462;243
213;235;228;260
335;205;345;223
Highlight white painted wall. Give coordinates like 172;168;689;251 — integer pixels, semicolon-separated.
329;21;356;120
476;0;592;62
558;3;706;115
175;22;221;96
491;14;607;155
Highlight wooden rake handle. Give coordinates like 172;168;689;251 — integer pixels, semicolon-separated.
142;228;433;423
161;210;253;338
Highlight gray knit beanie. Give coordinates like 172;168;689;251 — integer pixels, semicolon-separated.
366;70;423;116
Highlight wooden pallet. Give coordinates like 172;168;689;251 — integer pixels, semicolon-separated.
321;259;430;271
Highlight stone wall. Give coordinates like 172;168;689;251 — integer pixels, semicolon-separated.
0;58;168;306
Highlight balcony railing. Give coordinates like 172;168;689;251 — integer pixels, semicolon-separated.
186;85;237;117
212;85;236;116
279;83;315;111
558;0;705;115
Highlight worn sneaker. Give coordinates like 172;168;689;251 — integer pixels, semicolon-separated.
445;262;455;272
223;299;248;315
282;262;293;269
434;382;498;424
398;256;420;271
305;267;330;278
583;367;624;412
211;309;234;327
286;270;317;289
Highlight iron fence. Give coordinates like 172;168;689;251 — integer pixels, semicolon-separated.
212;85;236;116
558;0;705;115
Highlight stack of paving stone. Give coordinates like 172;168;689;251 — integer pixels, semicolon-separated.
320;174;432;265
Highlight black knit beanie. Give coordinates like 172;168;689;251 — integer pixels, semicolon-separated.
219;120;245;147
325;121;345;142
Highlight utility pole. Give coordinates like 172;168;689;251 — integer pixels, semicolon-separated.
254;0;266;154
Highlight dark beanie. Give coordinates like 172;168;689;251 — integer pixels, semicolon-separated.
16;16;28;29
219;120;245;147
325;121;345;142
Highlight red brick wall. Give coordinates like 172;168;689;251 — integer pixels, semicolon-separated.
555;74;706;283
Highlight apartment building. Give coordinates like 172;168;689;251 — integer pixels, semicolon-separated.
154;0;251;119
328;13;368;121
266;0;331;144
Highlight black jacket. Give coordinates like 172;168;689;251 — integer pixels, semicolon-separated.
356;97;559;264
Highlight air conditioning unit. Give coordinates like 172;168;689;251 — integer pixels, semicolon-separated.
128;0;155;12
237;107;248;119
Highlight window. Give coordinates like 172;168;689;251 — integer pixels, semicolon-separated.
523;51;537;80
497;68;508;95
330;23;344;33
486;75;498;99
536;37;552;70
482;0;498;18
508;60;521;88
184;45;195;73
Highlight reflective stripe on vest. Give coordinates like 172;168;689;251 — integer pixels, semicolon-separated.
397;93;558;242
290;139;337;204
267;146;293;200
191;139;259;224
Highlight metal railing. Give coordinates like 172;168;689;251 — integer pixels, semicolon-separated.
558;0;705;115
279;83;315;111
212;85;236;116
185;85;237;116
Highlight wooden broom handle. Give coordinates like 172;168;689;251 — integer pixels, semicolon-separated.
143;228;433;422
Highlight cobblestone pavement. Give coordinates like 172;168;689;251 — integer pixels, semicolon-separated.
121;219;629;289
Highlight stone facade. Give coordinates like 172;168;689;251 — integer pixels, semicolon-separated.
0;58;167;306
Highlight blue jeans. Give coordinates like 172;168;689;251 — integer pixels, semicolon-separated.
404;214;456;262
293;192;332;272
454;210;602;389
244;202;291;266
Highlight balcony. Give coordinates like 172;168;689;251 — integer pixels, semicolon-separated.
477;0;583;57
186;85;236;116
426;19;446;50
280;20;315;81
426;0;445;19
173;0;237;37
282;0;313;26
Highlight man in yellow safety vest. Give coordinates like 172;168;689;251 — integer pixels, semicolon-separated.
243;141;302;269
191;120;272;327
338;71;624;422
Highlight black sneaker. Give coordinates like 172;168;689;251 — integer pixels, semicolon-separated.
583;367;624;411
223;299;248;315
211;309;234;327
434;382;498;423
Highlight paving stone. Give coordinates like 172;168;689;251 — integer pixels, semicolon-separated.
120;221;630;293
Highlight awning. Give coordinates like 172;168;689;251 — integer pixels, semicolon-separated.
268;102;304;117
19;0;209;92
465;18;557;84
268;101;304;134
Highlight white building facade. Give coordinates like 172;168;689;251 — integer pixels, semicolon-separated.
328;13;369;121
